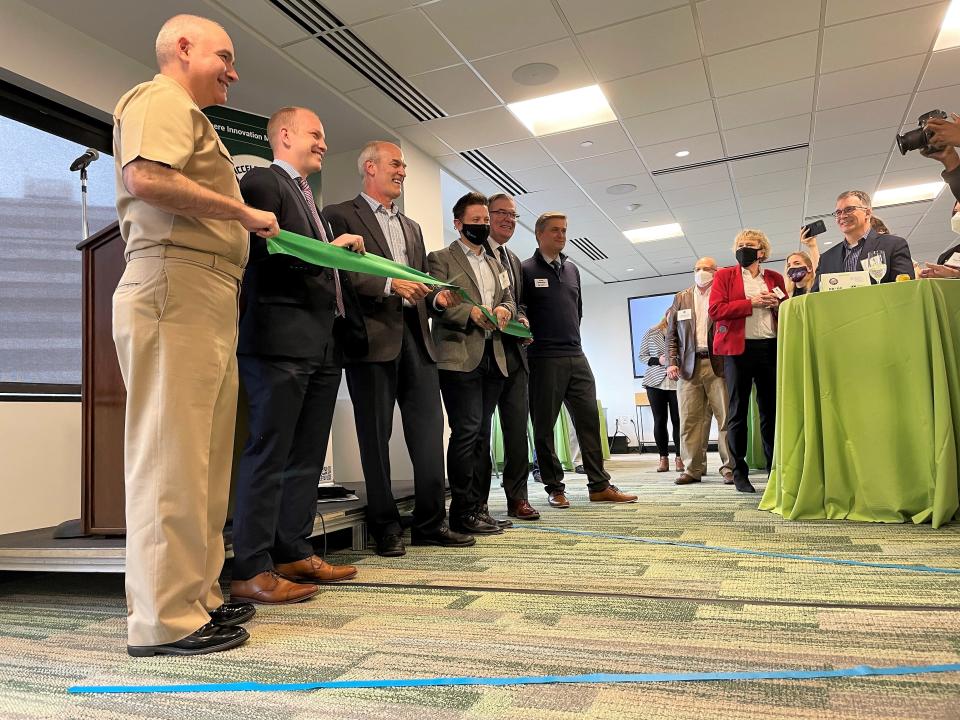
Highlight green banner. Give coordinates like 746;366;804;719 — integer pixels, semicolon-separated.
267;230;532;338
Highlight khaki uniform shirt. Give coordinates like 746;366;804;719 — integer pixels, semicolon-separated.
113;74;248;267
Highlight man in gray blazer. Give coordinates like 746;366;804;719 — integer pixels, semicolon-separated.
666;257;733;486
429;192;516;535
323;141;474;557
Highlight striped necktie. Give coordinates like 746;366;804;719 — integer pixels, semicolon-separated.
296;176;344;318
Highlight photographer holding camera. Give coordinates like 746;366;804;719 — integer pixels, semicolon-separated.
914;112;960;279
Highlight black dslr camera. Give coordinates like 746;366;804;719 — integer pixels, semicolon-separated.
896;109;948;155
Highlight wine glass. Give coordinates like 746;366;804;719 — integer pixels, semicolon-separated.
866;249;887;283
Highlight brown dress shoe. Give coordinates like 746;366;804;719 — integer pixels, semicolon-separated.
230;571;320;605
275;555;357;584
507;499;541;520
674;473;701;485
722;470;735;485
656;456;669;472
675;456;685;471
548;492;570;508
589;485;638;503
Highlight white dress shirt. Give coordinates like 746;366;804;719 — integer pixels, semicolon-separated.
693;285;710;351
741;268;776;340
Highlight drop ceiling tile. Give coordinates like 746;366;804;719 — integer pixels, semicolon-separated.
708;32;819;97
717;78;816;130
511;165;580;193
651;256;699;273
723;114;811;156
582;173;659;200
922;47;960;91
640;132;725;171
437;154;486;181
814;95;912;141
907;84;960;121
518;187;593;214
697;0;821;55
472;39;595;104
817;55;927;110
409;65;500;116
739;189;800;212
424;0;567;60
421;108;531;151
556;0;684;33
808;154;888;184
671;199;741;221
320;0;418;24
609;209;679;228
820;4;946;73
347;86;419;127
397;123;455;157
740;205;804;227
577;6;701;82
730;148;809;177
735;168;806;196
563;151;650;185
662;180;736;208
595;192;670;216
228;0;312;44
681;215;744;235
478;140;555;173
826;0;947;25
538;122;634;162
623;101;720;146
603;61;711;118
353;10;461;76
560;206;613;228
812;127;898;164
654;165;732;192
284;38;370;93
885;146;945;173
880;165;951;189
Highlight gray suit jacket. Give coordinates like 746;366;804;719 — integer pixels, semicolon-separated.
428;242;516;375
667;286;724;380
323;194;439;363
487;241;528;371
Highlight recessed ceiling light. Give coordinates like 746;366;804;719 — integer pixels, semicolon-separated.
626;268;635;271
675;150;690;158
624;223;684;243
607;183;637;195
873;181;945;207
580;140;594;148
511;62;560;86
627;203;644;212
935;0;960;50
507;85;617;136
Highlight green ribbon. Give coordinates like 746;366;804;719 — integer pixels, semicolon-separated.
267;230;532;339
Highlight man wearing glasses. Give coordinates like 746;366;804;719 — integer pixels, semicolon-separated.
812;190;914;291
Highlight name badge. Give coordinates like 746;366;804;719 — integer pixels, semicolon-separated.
534;278;549;288
772;286;786;300
499;270;510;288
677;309;692;321
945;252;960;269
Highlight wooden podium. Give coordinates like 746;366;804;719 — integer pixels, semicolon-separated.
77;222;127;535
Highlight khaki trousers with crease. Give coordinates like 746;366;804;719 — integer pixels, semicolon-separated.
677;357;732;479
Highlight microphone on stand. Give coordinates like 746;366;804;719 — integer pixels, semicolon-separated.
70;148;100;172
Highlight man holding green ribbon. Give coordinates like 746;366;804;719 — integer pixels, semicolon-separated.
323;141;475;558
428;192;516;536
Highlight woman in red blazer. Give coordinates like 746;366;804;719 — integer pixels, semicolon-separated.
708;229;786;494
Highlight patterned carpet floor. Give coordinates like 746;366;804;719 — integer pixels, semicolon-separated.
1;454;958;719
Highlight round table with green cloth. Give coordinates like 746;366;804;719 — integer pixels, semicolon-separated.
760;279;960;528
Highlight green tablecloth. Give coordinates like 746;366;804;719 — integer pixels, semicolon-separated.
491;402;610;472
760;280;960;528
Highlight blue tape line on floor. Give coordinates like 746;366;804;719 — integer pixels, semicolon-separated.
517;526;960;575
69;663;960;694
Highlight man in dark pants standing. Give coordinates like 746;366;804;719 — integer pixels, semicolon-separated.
231;107;362;605
522;212;637;508
324;141;475;557
485;193;539;520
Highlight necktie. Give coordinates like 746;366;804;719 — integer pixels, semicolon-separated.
551;259;562;275
296;176;344;318
498;245;514;289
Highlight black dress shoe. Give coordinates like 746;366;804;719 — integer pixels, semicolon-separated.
479;505;513;528
375;533;406;557
210;602;256;627
734;478;756;493
450;513;503;535
574;464;586;474
127;623;248;657
411;524;477;547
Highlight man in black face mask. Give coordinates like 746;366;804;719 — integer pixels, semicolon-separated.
428;192;517;534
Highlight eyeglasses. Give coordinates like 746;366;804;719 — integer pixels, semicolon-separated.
490;209;520;220
832;206;867;219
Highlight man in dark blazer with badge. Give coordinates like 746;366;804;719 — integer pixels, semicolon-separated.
323;141;475;557
231;107;364;605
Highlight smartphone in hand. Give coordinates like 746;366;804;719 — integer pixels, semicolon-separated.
801;219;827;238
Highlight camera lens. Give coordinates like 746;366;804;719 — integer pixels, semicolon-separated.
896;127;926;155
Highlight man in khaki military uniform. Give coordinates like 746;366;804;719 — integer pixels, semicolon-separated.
112;14;278;657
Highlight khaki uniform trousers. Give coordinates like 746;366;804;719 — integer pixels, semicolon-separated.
677;357;732;479
112;251;241;646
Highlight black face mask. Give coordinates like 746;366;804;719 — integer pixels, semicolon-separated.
787;267;808;283
461;223;490;245
736;246;760;267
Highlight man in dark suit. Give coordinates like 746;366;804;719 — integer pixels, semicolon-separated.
230;107;363;605
324;141;475;557
485;193;539;521
812;190;915;291
429;192;516;535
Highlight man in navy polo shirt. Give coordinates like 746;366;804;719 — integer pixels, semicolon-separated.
521;212;637;508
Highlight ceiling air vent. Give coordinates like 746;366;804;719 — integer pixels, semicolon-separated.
270;0;447;122
651;143;809;175
568;237;607;262
459;150;527;196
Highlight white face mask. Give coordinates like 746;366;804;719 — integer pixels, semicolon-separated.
951;213;960;235
694;269;714;287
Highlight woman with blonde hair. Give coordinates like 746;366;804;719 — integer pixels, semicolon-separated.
784;251;815;297
638;312;682;473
